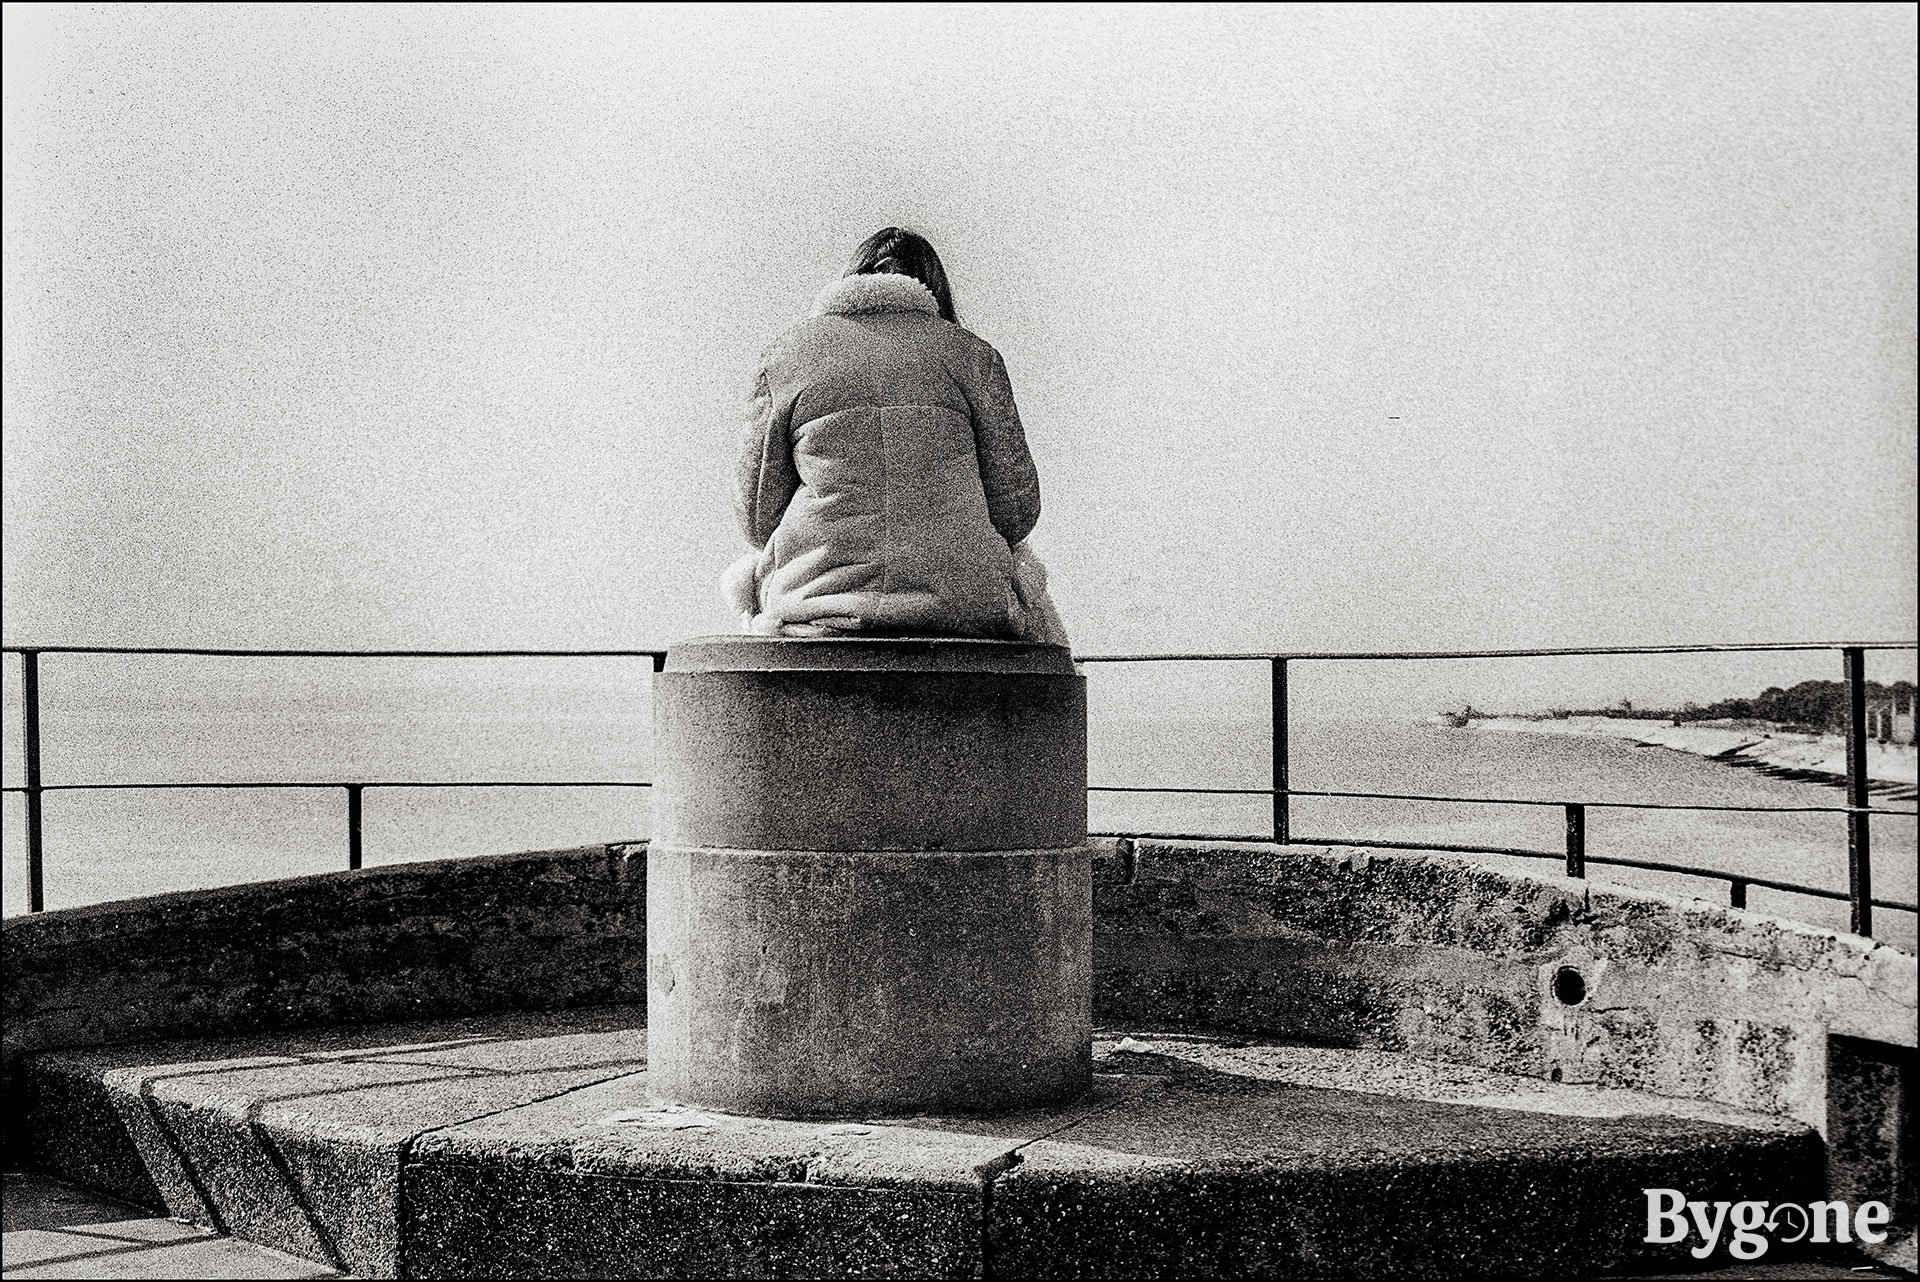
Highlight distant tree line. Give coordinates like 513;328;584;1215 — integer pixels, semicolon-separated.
1559;679;1917;734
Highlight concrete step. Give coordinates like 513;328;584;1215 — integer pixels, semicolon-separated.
2;1170;341;1279
18;1006;1831;1279
20;1006;648;1277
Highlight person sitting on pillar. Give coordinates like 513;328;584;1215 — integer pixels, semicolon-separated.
722;227;1069;645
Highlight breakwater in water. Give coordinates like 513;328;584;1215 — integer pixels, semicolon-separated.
1481;716;1918;802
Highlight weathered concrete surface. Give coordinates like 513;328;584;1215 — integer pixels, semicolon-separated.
648;844;1092;1118
648;636;1093;1120
1624;1262;1912;1280
406;1163;975;1279
10;837;1908;1133
1;844;650;1077
10;836;1914;1272
19;1011;1826;1279
2;1171;340;1279
1825;1034;1917;1273
1092;839;1918;1131
13;835;1903;1126
24;1164;1901;1282
20;1006;646;1278
995;1034;1817;1279
652;636;1085;852
401;1070;1121;1279
405;1029;1813;1279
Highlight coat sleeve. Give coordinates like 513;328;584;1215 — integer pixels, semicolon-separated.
734;351;801;550
967;346;1042;544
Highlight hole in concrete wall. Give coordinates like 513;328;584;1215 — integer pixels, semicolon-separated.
1552;966;1587;1007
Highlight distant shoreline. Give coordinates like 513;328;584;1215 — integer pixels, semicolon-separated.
1477;715;1918;798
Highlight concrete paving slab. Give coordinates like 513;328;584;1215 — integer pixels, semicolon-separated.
23;1005;647;1277
2;1171;339;1279
985;1034;1821;1278
402;1066;1145;1277
400;1029;1824;1279
19;1011;1842;1279
409;1062;1143;1189
404;1160;980;1279
1082;1030;1811;1127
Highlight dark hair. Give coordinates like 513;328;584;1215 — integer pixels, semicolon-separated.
845;227;957;323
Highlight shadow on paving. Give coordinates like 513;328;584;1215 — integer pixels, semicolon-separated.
20;1006;650;1278
13;1009;1855;1279
1;1171;340;1279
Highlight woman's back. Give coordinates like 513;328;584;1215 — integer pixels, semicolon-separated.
734;271;1040;638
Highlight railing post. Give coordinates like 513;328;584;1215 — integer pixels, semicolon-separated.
1563;803;1586;879
1270;657;1290;845
346;784;364;871
22;650;45;913
1843;646;1872;937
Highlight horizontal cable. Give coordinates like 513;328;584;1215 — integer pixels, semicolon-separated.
1077;641;1917;662
1089;783;1916;817
8;781;1907;817
0;646;666;658
1;780;651;792
7;640;1913;930
1289;833;1567;862
7;642;1914;661
1578;850;1917;910
1090;784;1271;796
1291;786;1915;816
1091;829;1272;844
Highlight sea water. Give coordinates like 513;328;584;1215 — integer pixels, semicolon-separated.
2;655;1913;950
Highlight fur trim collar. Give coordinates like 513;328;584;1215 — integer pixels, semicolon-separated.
811;271;941;319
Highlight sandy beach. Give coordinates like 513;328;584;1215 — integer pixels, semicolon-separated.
1480;715;1918;797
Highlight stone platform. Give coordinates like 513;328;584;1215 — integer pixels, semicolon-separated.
1;1170;341;1279
17;1005;1830;1279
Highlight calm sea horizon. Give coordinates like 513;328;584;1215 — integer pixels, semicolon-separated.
3;661;1913;950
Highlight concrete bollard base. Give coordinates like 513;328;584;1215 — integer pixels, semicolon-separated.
647;843;1093;1118
652;637;1086;854
647;636;1092;1119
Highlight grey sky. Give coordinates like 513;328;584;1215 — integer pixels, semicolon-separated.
3;3;1914;712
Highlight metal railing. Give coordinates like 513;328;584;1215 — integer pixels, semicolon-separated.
1077;642;1918;937
2;641;1916;937
2;647;667;915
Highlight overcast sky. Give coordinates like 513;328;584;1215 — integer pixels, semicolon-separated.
3;3;1914;710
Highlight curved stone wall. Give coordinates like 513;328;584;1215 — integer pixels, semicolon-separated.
2;844;650;1070
1090;839;1915;1131
7;835;1911;1131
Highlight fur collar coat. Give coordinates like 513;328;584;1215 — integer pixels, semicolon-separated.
732;273;1042;637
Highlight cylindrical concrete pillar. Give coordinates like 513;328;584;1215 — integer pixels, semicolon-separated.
646;636;1092;1119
